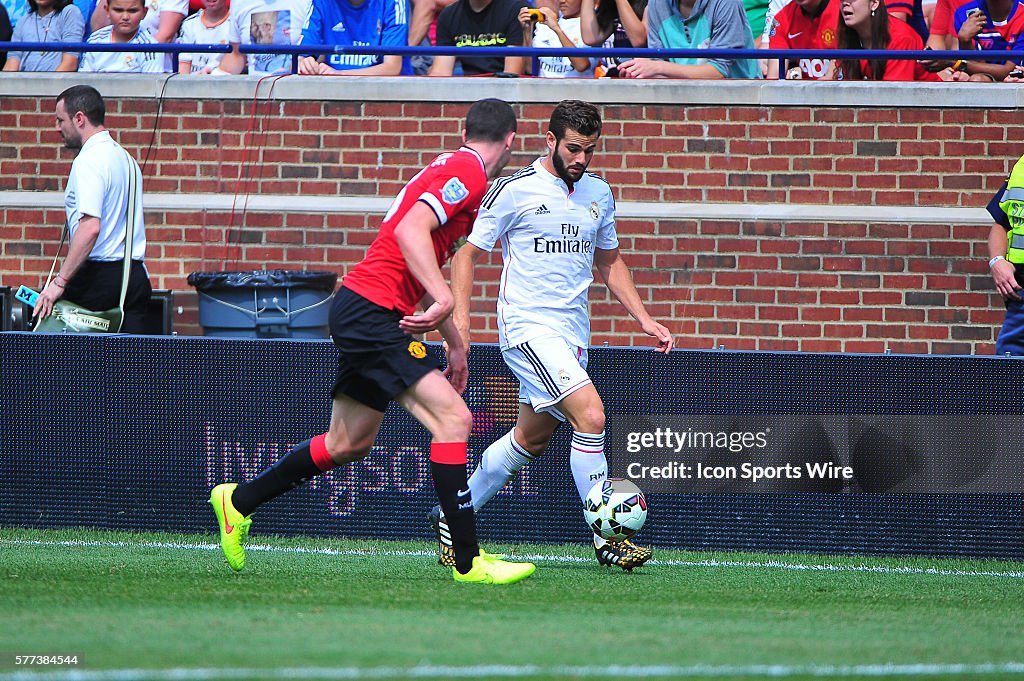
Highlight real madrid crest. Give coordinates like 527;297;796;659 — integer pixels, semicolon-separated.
558;369;571;385
408;341;427;359
589;201;600;221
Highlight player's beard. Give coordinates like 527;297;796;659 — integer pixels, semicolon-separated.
552;147;587;188
61;128;83;151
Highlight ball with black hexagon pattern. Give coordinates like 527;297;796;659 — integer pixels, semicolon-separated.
583;478;648;541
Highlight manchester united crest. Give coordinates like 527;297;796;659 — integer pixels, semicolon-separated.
408;341;427;359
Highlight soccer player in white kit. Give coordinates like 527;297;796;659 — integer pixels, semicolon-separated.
431;100;674;571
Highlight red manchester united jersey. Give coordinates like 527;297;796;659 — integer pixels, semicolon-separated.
768;0;840;79
342;147;489;315
854;17;941;80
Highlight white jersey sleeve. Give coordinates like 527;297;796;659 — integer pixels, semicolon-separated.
594;185;618;250
468;174;520;252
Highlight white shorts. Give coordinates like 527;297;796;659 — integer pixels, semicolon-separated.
502;335;592;421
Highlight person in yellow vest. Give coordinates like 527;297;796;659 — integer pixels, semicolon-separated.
987;156;1024;354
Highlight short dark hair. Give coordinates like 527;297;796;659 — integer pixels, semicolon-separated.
548;100;602;141
56;85;105;127
464;98;517;143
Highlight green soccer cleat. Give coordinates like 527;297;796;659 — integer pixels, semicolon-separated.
210;483;252;571
595;538;653;572
452;551;536;585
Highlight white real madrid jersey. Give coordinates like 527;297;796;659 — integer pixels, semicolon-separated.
79;26;166;72
467;157;618;350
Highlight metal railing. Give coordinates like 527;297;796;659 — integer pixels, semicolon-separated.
0;41;1018;79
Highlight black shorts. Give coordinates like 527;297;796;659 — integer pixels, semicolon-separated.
329;286;440;412
63;259;153;334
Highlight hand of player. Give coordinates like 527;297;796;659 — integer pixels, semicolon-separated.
443;341;469;394
518;6;537;30
399;299;452;334
642;319;674;353
538;6;558;27
617;58;662;79
298;56;333;75
992;259;1022;301
32;280;64;321
918;57;953;72
958;11;986;43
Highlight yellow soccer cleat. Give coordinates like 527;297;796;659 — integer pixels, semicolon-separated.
452;551;536;585
210;483;252;571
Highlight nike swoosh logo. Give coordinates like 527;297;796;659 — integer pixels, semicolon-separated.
221;494;234;534
788;31;803;39
456;488;471;498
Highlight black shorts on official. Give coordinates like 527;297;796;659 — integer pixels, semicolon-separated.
329;286;440;412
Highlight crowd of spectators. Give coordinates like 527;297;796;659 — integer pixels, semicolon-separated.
0;0;1021;79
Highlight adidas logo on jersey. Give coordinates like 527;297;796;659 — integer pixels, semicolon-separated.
535;204;550;215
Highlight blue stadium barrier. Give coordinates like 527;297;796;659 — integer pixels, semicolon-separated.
1;41;1010;78
0;332;1020;560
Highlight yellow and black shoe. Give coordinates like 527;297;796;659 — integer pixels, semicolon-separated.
595;538;653;572
428;505;456;568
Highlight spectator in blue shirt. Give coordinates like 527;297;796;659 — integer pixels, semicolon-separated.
618;0;760;78
298;0;411;74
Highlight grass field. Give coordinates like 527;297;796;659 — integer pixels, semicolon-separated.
1;527;1023;681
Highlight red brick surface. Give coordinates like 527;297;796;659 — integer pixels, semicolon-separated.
0;97;1005;353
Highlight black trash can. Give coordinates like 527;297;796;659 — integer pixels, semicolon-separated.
187;270;338;339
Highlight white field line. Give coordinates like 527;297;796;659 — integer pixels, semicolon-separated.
2;662;1024;681
2;538;1023;579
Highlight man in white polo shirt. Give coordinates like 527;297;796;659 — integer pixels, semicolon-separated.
34;85;153;333
431;100;674;571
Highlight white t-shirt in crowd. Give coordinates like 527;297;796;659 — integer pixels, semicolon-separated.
65;131;147;262
140;0;188;69
228;0;312;75
79;25;168;72
468;158;619;350
533;16;598;78
177;9;233;71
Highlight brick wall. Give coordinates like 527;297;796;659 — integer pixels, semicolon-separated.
0;86;1010;353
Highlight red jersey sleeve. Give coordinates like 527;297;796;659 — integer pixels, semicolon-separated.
416;153;489;227
931;0;955;37
884;20;941;80
767;4;794;49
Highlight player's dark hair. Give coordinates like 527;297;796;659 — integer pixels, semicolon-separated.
465;99;517;142
57;85;105;127
548;100;602;142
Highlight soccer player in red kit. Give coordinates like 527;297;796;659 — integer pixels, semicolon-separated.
766;0;840;79
210;98;536;585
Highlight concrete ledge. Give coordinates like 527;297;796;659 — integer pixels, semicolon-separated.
2;72;1022;108
2;191;992;224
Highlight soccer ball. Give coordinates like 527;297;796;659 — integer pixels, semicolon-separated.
583;478;648;541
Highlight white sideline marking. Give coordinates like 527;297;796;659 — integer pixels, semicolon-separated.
2;662;1024;681
2;538;1023;579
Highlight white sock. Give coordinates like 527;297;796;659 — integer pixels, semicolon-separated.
570;430;609;546
467;429;534;510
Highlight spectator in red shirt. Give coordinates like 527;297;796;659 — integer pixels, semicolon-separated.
834;0;942;79
764;0;840;78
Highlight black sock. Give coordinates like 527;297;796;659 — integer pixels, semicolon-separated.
231;439;323;517
431;460;479;574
